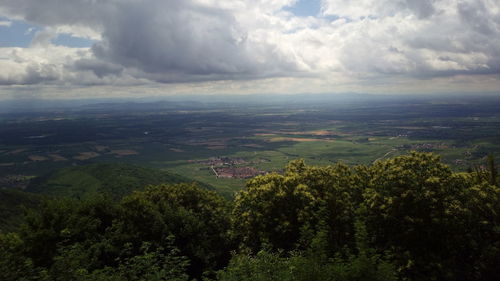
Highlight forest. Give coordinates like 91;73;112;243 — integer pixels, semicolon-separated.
1;152;498;281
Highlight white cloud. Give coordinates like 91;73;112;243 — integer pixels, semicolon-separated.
55;25;101;41
318;0;500;77
0;0;499;95
30;28;57;47
24;27;35;35
0;45;145;86
0;46;70;85
0;20;12;27
321;0;452;19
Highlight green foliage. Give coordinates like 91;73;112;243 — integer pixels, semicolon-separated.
47;240;189;281
217;221;397;281
337;220;397;281
114;183;232;278
15;183;230;280
112;241;189;281
19;195;119;268
470;154;499;187
1;153;498;281
363;152;499;280
0;232;49;281
232;152;499;281
26;163;211;200
232;159;362;253
231;169;314;252
0;189;43;232
487;154;498;186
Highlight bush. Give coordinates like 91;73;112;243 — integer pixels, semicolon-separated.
218;221;397;281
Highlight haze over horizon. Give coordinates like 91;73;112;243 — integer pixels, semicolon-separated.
1;0;500;99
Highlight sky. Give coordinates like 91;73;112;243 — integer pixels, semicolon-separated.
0;0;499;99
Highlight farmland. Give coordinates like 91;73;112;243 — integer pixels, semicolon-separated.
1;94;500;197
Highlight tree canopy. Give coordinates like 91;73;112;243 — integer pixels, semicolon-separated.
1;152;498;281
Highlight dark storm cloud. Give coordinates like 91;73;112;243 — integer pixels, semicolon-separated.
1;0;300;83
404;0;436;18
93;1;256;79
0;0;499;89
0;0;106;28
457;0;500;36
72;59;124;78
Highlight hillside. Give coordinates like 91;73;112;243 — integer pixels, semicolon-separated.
0;189;43;233
1;153;498;281
26;163;212;200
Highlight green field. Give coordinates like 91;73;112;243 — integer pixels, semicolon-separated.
1;97;500;196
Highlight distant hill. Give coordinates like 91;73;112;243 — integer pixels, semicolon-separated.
26;163;212;200
0;189;43;233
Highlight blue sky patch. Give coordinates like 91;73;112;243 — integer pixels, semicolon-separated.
0;18;41;47
53;34;95;48
0;17;94;48
285;0;322;17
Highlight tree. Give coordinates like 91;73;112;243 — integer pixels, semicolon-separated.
113;183;232;279
19;195;119;269
217;220;397;281
16;184;231;280
487;154;498;186
0;232;48;281
363;152;499;281
232;160;362;254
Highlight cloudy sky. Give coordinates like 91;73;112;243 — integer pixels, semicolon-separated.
1;0;499;99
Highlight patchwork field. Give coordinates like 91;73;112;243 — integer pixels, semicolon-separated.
1;96;500;196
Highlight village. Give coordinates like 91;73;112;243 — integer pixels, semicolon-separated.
189;156;267;179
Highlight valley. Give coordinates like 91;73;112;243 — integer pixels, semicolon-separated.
1;95;500;197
